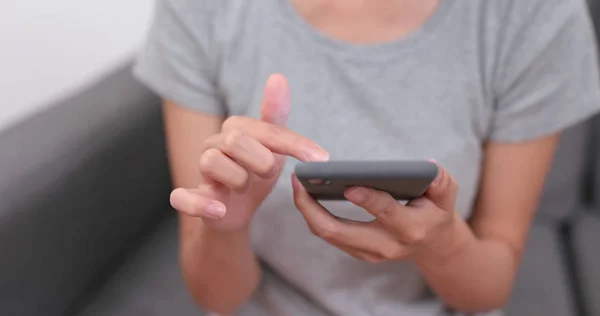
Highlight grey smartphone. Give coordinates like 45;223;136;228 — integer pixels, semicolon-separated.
294;160;438;201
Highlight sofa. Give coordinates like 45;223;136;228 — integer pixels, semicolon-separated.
1;4;600;316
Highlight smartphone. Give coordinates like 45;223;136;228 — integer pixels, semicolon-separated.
294;160;438;201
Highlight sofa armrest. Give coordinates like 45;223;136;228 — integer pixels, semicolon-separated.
0;61;172;316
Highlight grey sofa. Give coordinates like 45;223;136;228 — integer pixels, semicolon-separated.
2;6;600;316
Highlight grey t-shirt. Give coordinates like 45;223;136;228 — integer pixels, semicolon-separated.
134;0;600;315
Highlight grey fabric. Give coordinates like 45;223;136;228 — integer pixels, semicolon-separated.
0;62;172;316
134;0;600;315
0;0;596;314
573;213;600;316
505;223;576;316
75;213;205;316
74;218;586;316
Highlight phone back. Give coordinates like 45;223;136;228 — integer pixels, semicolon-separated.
295;160;438;201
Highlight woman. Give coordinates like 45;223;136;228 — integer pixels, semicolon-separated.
134;0;600;315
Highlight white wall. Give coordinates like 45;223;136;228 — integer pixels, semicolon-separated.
0;0;155;130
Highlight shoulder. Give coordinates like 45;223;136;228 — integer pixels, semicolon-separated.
466;0;597;82
156;0;256;42
446;0;593;62
157;0;245;19
466;0;592;42
479;0;589;20
480;0;592;36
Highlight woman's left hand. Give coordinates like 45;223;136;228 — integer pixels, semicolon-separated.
291;163;465;263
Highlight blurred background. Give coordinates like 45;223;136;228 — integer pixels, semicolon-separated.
1;1;600;316
0;0;153;131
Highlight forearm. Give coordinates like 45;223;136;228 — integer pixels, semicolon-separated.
181;219;261;314
415;214;517;313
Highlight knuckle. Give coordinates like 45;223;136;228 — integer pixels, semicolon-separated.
231;170;250;190
222;115;243;130
222;129;247;153
256;154;277;177
313;221;340;240
381;244;404;259
374;200;396;218
198;148;222;174
403;227;427;244
417;198;436;209
379;206;395;219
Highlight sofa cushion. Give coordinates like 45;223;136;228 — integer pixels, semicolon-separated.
505;223;576;316
536;123;591;221
0;63;172;316
76;216;575;316
572;213;600;316
74;213;204;316
587;0;600;213
592;115;600;211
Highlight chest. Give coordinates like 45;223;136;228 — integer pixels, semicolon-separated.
223;48;490;156
215;7;494;214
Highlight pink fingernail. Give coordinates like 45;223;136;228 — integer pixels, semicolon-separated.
205;203;226;219
310;151;330;162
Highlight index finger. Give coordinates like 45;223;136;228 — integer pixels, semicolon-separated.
223;116;329;162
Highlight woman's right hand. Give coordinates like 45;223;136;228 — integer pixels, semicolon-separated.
169;74;329;233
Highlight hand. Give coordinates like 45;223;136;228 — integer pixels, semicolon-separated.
291;162;465;263
170;74;329;233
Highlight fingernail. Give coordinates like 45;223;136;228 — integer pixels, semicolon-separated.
346;188;366;202
311;153;330;161
431;167;442;186
309;147;330;161
427;159;441;186
205;203;226;219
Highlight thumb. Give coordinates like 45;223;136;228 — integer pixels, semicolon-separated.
260;73;291;126
424;160;459;212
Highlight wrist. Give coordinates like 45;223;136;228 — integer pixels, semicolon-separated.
415;212;476;266
198;220;253;248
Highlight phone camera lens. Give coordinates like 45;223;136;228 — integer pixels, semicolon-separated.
308;179;332;185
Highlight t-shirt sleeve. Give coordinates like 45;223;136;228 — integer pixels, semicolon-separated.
133;0;225;115
489;0;600;142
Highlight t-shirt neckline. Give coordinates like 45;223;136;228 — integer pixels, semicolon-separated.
277;0;454;63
